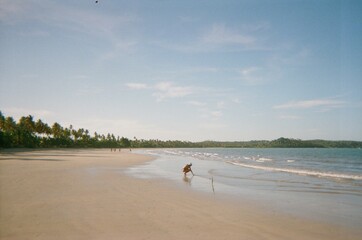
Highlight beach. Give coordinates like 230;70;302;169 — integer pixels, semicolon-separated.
0;149;361;240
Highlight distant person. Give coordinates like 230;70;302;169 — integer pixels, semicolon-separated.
183;163;194;176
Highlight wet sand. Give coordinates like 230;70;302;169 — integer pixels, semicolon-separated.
0;149;361;240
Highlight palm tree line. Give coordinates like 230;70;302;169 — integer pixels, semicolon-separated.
0;112;131;148
1;112;361;149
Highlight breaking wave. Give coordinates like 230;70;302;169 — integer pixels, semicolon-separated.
227;161;362;181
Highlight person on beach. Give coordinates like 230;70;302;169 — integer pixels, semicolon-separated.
183;163;194;176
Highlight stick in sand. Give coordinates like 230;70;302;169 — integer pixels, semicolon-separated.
211;176;215;193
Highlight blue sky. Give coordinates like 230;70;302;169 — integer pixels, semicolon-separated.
1;0;361;141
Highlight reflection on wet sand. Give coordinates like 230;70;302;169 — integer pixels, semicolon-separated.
183;175;193;186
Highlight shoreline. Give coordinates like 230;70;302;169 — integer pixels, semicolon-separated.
1;149;361;239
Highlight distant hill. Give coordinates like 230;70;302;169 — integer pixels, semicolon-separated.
189;138;362;148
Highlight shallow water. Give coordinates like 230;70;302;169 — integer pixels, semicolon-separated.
125;148;362;228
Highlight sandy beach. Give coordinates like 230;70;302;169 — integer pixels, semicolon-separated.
0;149;361;240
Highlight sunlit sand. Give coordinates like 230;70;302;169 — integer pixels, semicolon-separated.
1;149;361;240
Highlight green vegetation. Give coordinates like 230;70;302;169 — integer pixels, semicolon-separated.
189;138;362;148
0;112;130;148
1;112;362;149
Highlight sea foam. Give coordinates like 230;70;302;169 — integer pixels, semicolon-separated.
227;161;362;181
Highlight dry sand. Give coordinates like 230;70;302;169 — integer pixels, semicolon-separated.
0;149;361;240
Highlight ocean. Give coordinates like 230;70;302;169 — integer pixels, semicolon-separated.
126;148;362;228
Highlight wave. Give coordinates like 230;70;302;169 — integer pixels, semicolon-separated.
226;161;362;181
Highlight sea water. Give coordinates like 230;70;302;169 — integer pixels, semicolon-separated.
125;148;362;228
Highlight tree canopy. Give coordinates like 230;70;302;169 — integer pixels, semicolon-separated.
0;112;130;148
1;112;361;149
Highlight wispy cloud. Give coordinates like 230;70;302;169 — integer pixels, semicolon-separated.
1;0;136;34
278;115;301;120
1;0;138;57
153;82;194;102
199;107;224;120
273;98;346;110
125;83;148;90
126;82;195;102
202;24;255;46
238;67;266;85
210;111;223;118
178;16;198;23
231;98;241;104
187;101;207;107
216;101;225;109
268;47;312;68
155;22;269;53
0;0;31;24
99;40;139;61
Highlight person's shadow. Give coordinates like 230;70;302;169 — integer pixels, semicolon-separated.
183;175;193;186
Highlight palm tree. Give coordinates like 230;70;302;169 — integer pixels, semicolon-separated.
19;115;36;133
84;129;90;141
35;119;46;136
51;122;63;138
1;115;17;147
72;129;79;142
16;115;37;147
43;123;52;136
0;111;5;130
4;117;17;133
63;127;71;139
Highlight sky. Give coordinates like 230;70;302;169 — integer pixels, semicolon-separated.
0;0;361;141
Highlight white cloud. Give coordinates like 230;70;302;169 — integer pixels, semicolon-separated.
216;101;225;109
187;101;207;107
152;82;194;102
0;0;31;23
232;98;241;104
210;111;223;118
273;98;346;110
238;67;266;85
240;67;259;76
179;16;197;23
268;47;312;67
278;115;301;120
99;40;139;62
1;0;138;57
200;109;223;119
126;83;148;90
155;23;268;53
126;81;195;102
202;24;255;46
